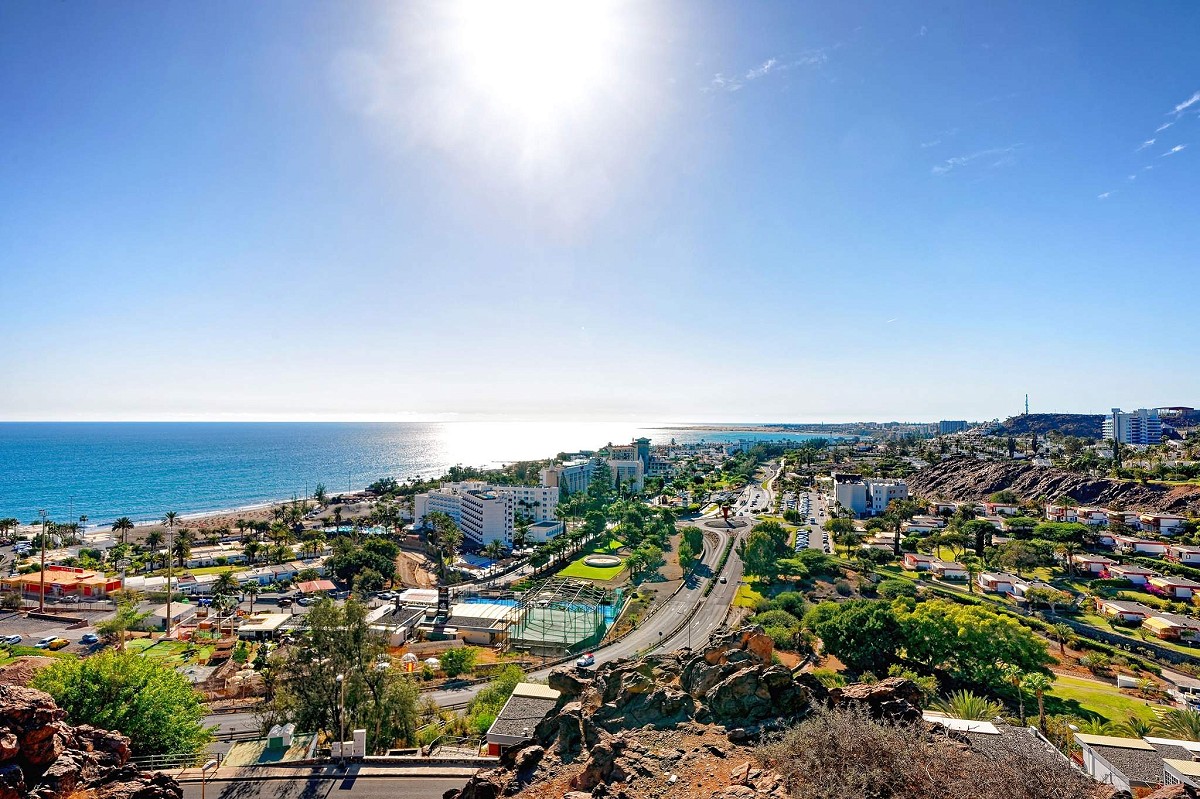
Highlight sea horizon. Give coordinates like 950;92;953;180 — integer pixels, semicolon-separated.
0;421;840;528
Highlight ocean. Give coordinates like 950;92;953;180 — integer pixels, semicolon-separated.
0;422;835;527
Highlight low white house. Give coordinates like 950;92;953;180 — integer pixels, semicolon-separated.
1142;514;1187;535
1114;536;1170;557
1098;599;1155;622
1106;564;1157;585
1149;575;1200;599
902;553;939;571
1073;554;1116;575
932;561;968;580
978;572;1025;594
1172;546;1200;566
145;603;197;631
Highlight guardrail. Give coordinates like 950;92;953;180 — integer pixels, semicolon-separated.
132;751;222;772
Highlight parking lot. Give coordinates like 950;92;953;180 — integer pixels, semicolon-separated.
0;611;94;650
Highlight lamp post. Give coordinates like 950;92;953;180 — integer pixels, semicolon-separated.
336;673;346;769
200;759;218;799
38;510;48;613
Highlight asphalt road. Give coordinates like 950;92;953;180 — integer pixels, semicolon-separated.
186;776;469;799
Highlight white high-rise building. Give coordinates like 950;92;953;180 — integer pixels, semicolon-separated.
831;473;908;518
1102;408;1162;446
413;481;560;546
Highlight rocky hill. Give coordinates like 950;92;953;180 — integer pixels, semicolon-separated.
993;414;1105;439
0;684;181;799
449;626;1107;799
907;456;1200;515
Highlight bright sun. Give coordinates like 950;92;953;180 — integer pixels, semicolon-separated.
445;0;622;125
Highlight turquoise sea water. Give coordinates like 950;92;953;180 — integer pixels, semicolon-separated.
0;422;836;526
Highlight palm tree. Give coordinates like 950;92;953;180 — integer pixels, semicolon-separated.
111;517;135;545
1112;714;1154;738
1021;673;1053;732
1153;709;1200;741
213;570;239;596
172;529;194;568
1056;541;1081;577
930;690;1004;721
244;582;260;613
1075;718;1113;735
243;540;261;566
1052;623;1072;656
162;511;178;638
144;529;165;569
1003;665;1027;725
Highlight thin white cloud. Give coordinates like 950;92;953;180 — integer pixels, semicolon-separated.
931;144;1021;175
1156;121;1174;133
1128;174;1137;181
918;25;927;37
1173;91;1200;114
1097;191;1114;200
746;58;777;80
920;139;941;148
707;50;828;93
1136;138;1156;151
707;73;742;92
1161;144;1187;156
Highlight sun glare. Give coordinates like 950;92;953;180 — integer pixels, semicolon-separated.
447;1;621;124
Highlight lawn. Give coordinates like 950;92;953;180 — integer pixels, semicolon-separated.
556;539;627;581
734;582;766;609
186;564;241;576
125;638;215;666
0;645;75;667
1048;674;1161;723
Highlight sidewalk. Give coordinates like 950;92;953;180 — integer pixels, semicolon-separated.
174;763;483;783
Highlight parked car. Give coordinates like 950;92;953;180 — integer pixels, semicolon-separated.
47;638;70;651
60;595;81;604
34;636;58;649
277;598;293;607
576;652;595;669
1;634;21;645
80;633;99;645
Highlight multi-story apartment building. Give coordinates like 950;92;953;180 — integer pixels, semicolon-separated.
831;473;908;517
1103;408;1162;446
938;420;968;435
414;481;561;546
539;455;646;494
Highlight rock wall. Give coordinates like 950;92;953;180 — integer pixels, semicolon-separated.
907;456;1200;515
0;685;182;799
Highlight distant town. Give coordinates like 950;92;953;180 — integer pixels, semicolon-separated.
6;404;1200;799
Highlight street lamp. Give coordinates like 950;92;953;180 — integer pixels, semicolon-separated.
335;673;346;768
200;759;218;799
38;509;48;613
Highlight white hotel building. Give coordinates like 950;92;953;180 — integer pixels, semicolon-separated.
414;482;562;547
1103;408;1162;446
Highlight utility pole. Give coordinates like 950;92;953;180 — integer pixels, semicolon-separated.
165;515;175;639
38;509;48;613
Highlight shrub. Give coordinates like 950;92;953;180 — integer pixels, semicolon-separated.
834;580;853;597
753;609;803;629
758;705;1097;799
877;579;918;600
765;591;808;618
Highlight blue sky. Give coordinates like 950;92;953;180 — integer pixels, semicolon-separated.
1;1;1197;423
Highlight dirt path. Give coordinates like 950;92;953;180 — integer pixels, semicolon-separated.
396;550;437;588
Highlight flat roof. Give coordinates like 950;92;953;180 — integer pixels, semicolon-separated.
512;682;560;700
1165;758;1200;778
238;613;291;631
1075;733;1155;750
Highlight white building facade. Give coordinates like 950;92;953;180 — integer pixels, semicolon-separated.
414;481;562;547
1103;408;1162;446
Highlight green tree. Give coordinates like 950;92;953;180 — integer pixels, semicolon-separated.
260;598;419;753
439;646;477;678
425;512;463;577
313;483;328;504
111;517;135;545
1153;709;1200;741
33;650;212;755
962;519;995;557
805;600;901;677
930;689;1004;721
95;592;151;651
1020;672;1053;732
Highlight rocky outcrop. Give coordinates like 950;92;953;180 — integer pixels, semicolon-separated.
0;685;182;799
908;456;1200;515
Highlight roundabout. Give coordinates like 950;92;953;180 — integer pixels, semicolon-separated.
703;518;749;530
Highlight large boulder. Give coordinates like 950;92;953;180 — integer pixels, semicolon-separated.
0;685;180;799
827;677;924;722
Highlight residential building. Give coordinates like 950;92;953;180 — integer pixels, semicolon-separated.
1103;408;1163;446
145;603;197;631
1076;507;1110;526
1072;554;1116;575
485;683;561;756
938;420;968;435
1171;545;1200;565
1143;613;1200;642
902;553;938;571
983;502;1020;517
414;481;562;547
608;459;646;492
1143;514;1188;535
978;572;1025;594
932;561;968;580
1075;733;1200;794
1106;564;1157;585
1098;599;1156;622
524;520;563;544
1149;575;1200;599
0;565;122;600
1113;535;1170;557
1045;504;1078;523
830;473;908;518
539;459;596;495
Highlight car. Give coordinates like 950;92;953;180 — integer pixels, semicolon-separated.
61;595;80;604
718;576;727;584
576;653;595;669
1;635;21;645
296;596;313;606
47;638;70;651
277;598;293;607
80;633;99;645
34;636;58;649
